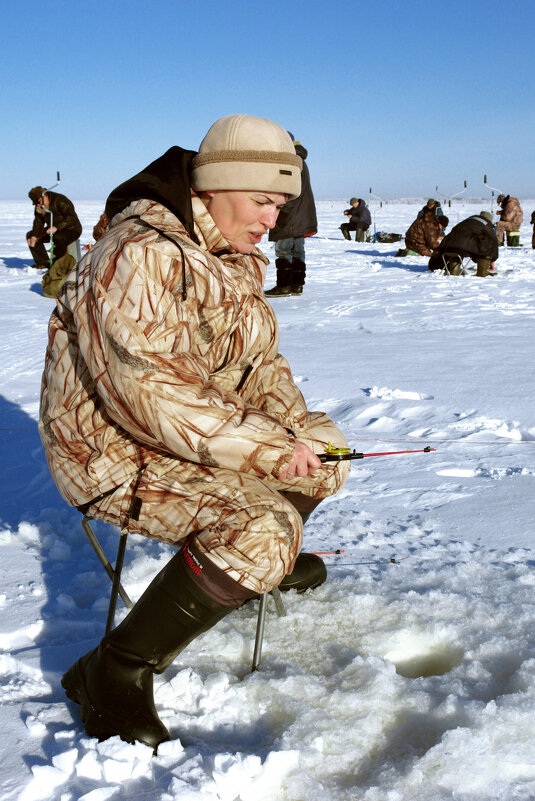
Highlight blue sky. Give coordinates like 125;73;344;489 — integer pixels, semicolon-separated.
1;0;534;201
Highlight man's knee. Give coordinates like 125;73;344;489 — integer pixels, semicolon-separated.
196;494;304;593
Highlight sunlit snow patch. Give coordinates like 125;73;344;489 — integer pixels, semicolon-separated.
367;386;432;400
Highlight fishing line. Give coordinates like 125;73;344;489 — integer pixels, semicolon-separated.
345;434;534;446
311;550;413;566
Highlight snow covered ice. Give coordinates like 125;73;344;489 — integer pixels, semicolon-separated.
1;198;535;801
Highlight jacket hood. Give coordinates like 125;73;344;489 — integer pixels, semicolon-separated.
294;142;308;160
105;146;199;242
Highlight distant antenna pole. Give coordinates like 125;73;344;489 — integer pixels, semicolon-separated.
369;187;383;207
483;174;502;211
369;187;383;242
435;184;448;205
449;179;468;206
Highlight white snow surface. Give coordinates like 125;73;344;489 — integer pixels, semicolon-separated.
1;199;535;801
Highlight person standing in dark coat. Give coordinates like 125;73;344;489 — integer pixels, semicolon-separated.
340;198;372;241
428;211;498;277
26;186;82;268
265;137;317;296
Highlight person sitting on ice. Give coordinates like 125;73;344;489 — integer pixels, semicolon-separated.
340;197;371;241
39;114;351;750
428;211;499;277
495;194;523;246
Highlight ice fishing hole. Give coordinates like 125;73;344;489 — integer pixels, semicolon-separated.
383;632;464;679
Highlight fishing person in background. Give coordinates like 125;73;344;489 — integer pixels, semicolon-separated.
39;114;350;750
26;185;82;295
265;132;317;297
402;207;449;257
495;194;523;246
417;198;444;219
340;197;372;242
428;211;499;277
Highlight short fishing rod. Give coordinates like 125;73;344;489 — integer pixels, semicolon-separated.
318;444;436;462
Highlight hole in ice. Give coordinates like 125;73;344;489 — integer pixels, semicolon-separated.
383;632;464;679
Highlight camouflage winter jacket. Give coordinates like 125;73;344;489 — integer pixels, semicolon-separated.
498;196;523;229
29;191;82;239
39;194;307;507
405;209;442;256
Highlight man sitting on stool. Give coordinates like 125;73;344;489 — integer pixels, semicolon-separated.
495;194;523;246
340;197;371;242
428;211;498;277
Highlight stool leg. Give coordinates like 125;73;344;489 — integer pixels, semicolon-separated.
105;532;129;635
271;586;286;618
81;516;133;615
251;589;287;672
252;593;268;672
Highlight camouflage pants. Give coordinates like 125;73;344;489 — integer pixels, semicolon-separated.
89;412;350;594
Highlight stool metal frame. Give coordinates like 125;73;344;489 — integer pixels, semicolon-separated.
440;251;469;276
81;515;285;672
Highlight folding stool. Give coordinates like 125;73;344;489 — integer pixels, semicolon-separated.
81;515;285;672
440;251;468;276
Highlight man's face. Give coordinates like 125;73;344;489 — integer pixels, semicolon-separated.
34;195;49;213
204;190;288;254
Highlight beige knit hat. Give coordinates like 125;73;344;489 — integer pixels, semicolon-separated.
191;115;302;199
